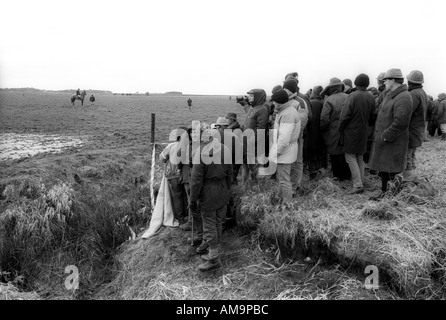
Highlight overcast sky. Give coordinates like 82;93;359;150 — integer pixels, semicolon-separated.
1;0;445;96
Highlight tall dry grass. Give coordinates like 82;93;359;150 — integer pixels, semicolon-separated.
236;138;446;298
0;151;154;299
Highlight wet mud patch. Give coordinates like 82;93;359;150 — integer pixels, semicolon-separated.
0;133;88;161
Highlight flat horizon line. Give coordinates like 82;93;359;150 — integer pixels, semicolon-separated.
0;87;242;96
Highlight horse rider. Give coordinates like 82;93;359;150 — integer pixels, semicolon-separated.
76;88;81;97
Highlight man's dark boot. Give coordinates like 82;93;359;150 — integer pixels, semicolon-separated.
196;242;209;255
179;219;192;231
442;133;446;141
187;235;202;246
369;191;385;201
198;258;221;272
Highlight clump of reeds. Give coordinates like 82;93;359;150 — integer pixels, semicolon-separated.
0;152;155;298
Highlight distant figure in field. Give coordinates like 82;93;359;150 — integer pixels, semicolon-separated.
90;94;95;105
71;89;86;106
187;98;192;108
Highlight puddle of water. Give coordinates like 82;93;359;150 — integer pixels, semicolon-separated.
0;133;87;161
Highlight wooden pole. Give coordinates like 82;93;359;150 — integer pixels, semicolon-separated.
150;113;156;213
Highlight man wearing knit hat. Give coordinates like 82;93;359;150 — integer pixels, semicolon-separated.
339;74;376;194
285;72;298;81
264;85;283;128
369;68;413;200
320;77;351;181
343;79;355;95
306;85;328;178
269;89;301;202
283;78;309;195
403;70;429;180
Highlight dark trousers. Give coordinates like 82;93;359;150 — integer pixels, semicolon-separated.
428;120;442;137
232;164;241;184
330;154;351;180
378;172;398;192
201;205;227;259
168;177;187;221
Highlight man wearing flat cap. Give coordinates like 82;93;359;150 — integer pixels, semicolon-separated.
225;113;241;130
369;68;413;200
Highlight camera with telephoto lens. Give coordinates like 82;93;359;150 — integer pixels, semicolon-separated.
236;95;251;107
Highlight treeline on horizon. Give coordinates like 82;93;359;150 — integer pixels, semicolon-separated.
0;87;114;95
0;88;234;96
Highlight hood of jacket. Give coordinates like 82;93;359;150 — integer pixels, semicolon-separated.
248;89;267;107
275;100;293;114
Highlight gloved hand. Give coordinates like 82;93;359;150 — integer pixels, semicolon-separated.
188;201;198;213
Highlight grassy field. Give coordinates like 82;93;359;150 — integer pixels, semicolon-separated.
1;91;445;300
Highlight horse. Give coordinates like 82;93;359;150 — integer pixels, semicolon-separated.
71;90;87;106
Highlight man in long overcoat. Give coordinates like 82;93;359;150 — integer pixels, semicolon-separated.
437;93;446;140
306;86;327;178
320;78;351;181
189;128;233;271
403;70;428;180
369;68;413;200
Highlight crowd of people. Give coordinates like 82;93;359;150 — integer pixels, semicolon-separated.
158;69;446;272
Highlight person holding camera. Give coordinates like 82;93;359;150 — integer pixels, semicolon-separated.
240;89;269;183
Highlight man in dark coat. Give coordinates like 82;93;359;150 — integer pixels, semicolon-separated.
364;72;387;166
215;116;240;230
189;129;232;271
436;93;446;140
375;72;387;110
403;70;428;180
425;95;434;140
339;74;375;194
320;78;351;181
343;79;355;95
264;85;283;128
369;68;413;200
241;89;269;182
306;85;327;178
429;97;441;137
225;112;242;183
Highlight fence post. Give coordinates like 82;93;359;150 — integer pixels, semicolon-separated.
150;113;156;213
